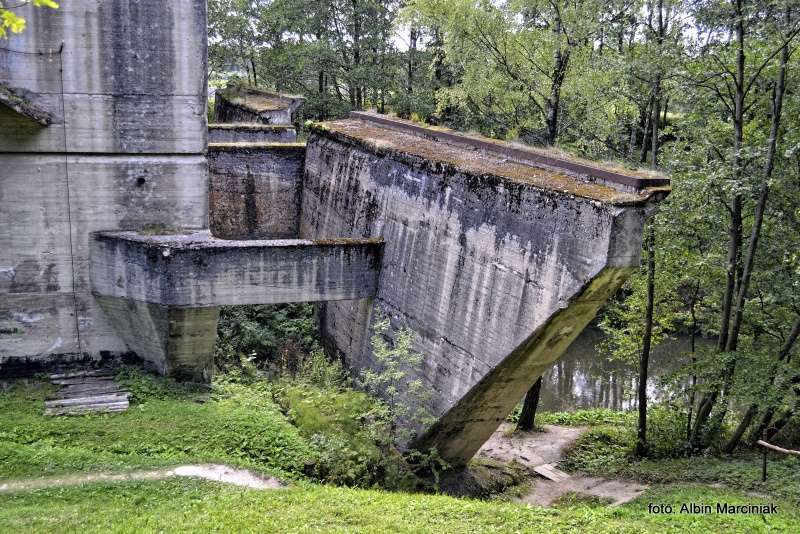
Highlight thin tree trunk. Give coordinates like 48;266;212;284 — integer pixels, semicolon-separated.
750;315;800;441
545;14;569;145
636;223;656;457
517;377;543;432
692;0;746;445
726;14;789;354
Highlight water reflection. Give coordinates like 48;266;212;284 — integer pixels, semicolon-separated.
539;327;710;412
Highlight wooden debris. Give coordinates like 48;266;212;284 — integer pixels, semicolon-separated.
45;369;130;416
533;463;571;482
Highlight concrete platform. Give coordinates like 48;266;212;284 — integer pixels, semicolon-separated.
89;230;383;306
89;230;383;381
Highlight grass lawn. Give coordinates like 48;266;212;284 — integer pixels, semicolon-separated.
1;377;798;532
0;479;797;533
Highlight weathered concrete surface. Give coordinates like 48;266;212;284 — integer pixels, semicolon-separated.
0;1;207;154
208;123;297;143
301;114;669;464
90;231;383;307
0;155;208;363
90;231;382;379
214;86;303;125
208;143;306;239
0;0;208;371
94;296;219;382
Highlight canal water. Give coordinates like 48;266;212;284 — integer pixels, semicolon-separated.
538;326;710;412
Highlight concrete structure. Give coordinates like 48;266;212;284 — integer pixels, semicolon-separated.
1;0;669;464
302;113;669;463
213;85;303;125
1;0;208;366
90;231;382;381
208;143;306;239
208;123;298;143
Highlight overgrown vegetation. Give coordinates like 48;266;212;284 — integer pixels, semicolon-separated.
556;408;800;503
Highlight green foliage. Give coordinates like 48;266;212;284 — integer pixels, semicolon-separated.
0;1;58;40
560;411;800;503
215;303;320;373
513;408;638;427
360;312;435;445
0;376;316;480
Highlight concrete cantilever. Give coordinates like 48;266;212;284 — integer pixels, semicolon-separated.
89;230;383;381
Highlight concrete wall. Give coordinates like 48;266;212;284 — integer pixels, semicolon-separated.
300;117;665;462
0;1;208;368
208;124;297;143
208;144;305;239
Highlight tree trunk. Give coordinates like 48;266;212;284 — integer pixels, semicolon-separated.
692;0;747;445
636;223;656;457
545;15;569;145
726;12;789;354
750;315;800;441
722;404;756;453
517;377;543;432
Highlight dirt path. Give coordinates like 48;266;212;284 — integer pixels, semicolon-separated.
0;464;284;494
478;423;647;506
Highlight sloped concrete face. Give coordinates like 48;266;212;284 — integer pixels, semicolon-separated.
94;296;219;382
301;114;668;464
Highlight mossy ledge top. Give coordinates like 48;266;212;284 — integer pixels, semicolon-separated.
311;112;670;206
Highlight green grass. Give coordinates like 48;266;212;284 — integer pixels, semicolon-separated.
0;375;316;481
0;478;796;533
2;377;797;532
560;424;800;503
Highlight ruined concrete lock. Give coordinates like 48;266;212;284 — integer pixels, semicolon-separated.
0;0;669;465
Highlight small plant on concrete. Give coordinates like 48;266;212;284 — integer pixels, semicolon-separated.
360;311;448;488
361;312;435;445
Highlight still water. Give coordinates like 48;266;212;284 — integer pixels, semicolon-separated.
538;327;711;412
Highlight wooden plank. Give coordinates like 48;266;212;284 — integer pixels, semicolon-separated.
45;393;129;408
533;463;571;482
49;369;115;380
44;401;129;416
50;384;127;399
51;376;116;386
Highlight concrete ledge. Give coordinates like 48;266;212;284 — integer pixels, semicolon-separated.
89;230;383;307
208;123;297;143
348;111;669;191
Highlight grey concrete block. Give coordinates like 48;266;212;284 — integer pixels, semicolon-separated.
208;124;297;143
89;231;383;307
208;143;305;239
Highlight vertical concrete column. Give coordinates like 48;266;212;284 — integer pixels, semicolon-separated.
165;307;220;383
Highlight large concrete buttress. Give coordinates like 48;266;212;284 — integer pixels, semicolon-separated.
302;113;670;465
